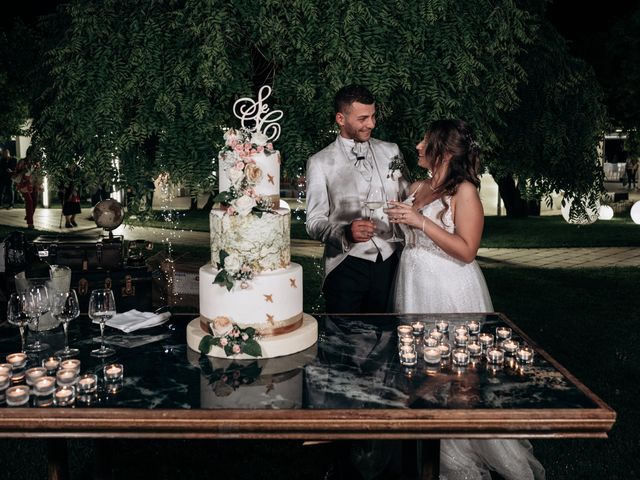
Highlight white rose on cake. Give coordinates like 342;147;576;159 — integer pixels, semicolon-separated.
223;128;239;146
223;253;242;275
211;316;234;336
232;195;256;216
244;163;263;184
251;132;269;146
227;166;244;188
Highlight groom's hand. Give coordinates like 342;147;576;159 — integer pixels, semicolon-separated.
349;219;376;243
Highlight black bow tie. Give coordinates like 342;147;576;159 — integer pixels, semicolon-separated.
352;142;367;165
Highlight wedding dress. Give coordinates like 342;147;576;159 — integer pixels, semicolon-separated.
393;191;545;480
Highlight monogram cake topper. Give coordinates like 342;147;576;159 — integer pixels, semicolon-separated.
233;85;283;142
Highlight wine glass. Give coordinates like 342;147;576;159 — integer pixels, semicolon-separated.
88;289;116;358
364;185;384;221
384;191;404;243
25;284;50;352
51;289;81;358
7;292;31;352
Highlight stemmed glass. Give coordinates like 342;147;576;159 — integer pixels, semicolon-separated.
364;185;384;221
51;289;81;358
384;191;404;243
25;284;50;352
88;289;116;358
7;293;31;352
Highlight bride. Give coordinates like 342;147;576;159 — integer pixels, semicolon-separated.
388;119;545;480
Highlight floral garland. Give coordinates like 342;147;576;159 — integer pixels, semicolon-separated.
198;316;263;357
214;127;276;216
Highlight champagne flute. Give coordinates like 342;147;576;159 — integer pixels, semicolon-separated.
384;191;404;243
51;289;81;358
88;289;116;358
7;292;31;352
25;284;50;352
364;186;384;221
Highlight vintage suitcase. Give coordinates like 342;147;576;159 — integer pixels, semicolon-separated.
147;252;200;310
32;235;124;272
71;267;153;314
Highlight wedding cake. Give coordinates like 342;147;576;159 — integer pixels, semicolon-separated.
186;86;317;359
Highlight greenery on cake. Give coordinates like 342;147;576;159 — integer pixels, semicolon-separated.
199;316;263;357
213;249;256;291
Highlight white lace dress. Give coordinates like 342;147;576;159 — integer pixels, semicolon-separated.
393;193;545;480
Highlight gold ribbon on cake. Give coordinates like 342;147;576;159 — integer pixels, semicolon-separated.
200;312;303;337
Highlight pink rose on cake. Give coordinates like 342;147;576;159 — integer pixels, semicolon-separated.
232;194;256;216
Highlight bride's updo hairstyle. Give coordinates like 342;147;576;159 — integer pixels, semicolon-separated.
423;119;481;222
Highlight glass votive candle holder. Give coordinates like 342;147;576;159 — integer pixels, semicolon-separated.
423;346;442;364
6;385;30;406
500;339;519;354
77;393;99;405
77;374;98;394
452;348;470;366
437;342;451;358
411;321;425;336
0;363;13;378
516;346;535;364
486;346;505;364
467;340;482;357
397;325;413;337
399;350;418;367
454;332;469;347
25;367;47;387
466;320;480;335
435;320;449;333
56;368;79;387
54;386;76;406
399;344;415;355
6;353;27;370
453;325;469;337
423;336;439;348
0;374;10;403
496;326;512;340
104;363;124;383
33;376;56;397
398;336;415;349
428;329;443;342
59;359;81;374
478;332;494;349
42;356;61;375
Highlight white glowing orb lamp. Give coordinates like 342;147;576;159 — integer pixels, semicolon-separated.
561;196;599;225
631;201;640;225
598;205;614;221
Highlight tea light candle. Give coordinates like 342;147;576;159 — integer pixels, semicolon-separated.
0;374;10;391
423;336;439;348
516;346;534;364
453;325;469;337
42;356;61;374
423;346;442;364
25;367;47;386
398;336;415;349
411;321;425;336
454;332;469;346
56;368;78;387
452;348;470;366
6;353;27;369
104;363;124;382
467;341;482;356
435;320;449;333
496;326;512;340
501;339;519;354
54;386;75;406
428;329;443;342
397;325;413;337
33;376;56;397
486;346;504;364
77;374;98;394
6;385;30;406
437;342;451;358
478;332;494;348
466;320;480;334
0;363;12;377
60;359;81;374
399;345;415;355
399;351;418;367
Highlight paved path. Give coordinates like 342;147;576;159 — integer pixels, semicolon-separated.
2;207;640;268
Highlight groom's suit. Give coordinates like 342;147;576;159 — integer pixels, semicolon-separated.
306;135;408;313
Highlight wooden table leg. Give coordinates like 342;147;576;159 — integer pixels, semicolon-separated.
418;439;440;480
47;438;69;480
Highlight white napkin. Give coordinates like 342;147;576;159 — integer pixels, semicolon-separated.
94;309;171;333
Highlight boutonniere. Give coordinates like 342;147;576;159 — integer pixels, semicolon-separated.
387;155;405;181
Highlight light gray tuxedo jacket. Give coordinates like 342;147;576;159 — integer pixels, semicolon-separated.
306;136;408;285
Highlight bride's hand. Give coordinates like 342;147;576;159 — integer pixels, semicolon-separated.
387;201;422;229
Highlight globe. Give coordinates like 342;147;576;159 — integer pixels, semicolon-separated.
92;199;124;231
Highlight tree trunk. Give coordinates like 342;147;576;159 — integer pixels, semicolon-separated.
495;175;529;217
202;193;215;211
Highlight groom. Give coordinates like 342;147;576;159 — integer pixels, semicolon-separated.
306;84;407;313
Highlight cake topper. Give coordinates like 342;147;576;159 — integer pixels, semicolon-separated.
233;85;283;142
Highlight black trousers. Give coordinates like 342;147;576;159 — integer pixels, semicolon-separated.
323;253;399;314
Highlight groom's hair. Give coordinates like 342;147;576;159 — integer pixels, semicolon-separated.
334;85;375;114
